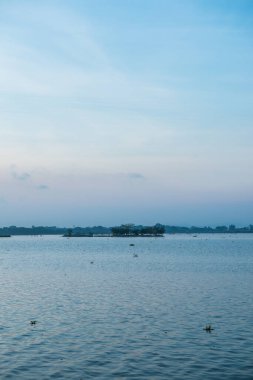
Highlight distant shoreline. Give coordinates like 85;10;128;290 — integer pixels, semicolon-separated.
1;232;253;238
1;223;253;237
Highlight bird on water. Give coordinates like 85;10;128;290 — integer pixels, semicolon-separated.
204;324;214;332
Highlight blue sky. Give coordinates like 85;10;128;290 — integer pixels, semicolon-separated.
0;0;253;227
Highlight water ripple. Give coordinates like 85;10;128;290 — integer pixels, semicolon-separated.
0;234;252;379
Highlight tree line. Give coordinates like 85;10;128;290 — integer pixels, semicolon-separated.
111;224;165;237
1;224;253;236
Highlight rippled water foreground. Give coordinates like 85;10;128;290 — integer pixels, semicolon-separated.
0;234;252;379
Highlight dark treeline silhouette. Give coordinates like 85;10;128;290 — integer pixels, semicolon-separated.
1;224;253;236
111;223;165;237
165;224;253;233
0;226;66;236
0;225;110;236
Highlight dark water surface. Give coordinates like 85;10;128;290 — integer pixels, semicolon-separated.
0;234;252;379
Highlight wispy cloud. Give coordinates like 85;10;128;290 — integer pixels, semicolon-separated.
36;184;49;190
127;173;145;180
11;170;31;181
0;1;174;112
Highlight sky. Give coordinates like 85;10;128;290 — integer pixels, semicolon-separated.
0;0;253;227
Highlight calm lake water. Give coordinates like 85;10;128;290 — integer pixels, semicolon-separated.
0;234;252;379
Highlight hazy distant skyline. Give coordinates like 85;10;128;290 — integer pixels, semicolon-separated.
1;0;253;227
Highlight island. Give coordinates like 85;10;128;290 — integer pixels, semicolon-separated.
111;223;165;237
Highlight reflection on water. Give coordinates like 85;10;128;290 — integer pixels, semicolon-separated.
0;234;253;379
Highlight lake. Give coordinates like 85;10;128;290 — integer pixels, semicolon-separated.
0;234;252;379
